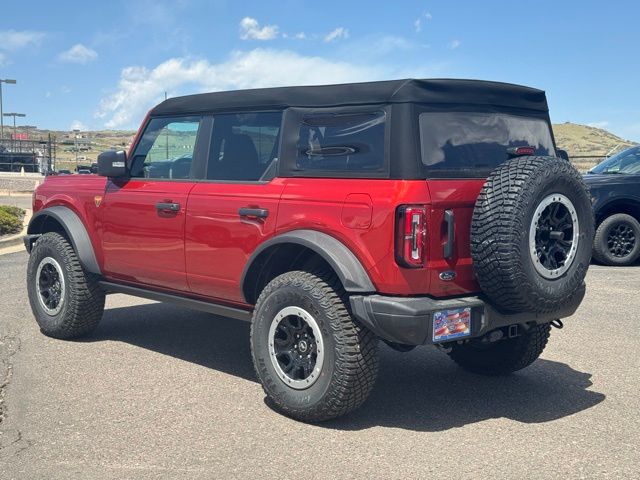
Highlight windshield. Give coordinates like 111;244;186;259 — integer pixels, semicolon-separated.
589;146;640;174
419;111;555;177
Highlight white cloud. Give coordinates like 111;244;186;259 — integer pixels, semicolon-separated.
414;12;432;32
59;44;98;64
0;29;45;64
324;27;349;43
282;32;306;40
587;121;610;129
96;49;390;128
70;120;88;131
239;17;279;40
0;30;45;51
449;39;462;49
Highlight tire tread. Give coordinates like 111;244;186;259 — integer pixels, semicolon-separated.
27;232;104;339
250;270;378;422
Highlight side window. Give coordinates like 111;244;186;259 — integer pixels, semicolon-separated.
296;111;386;173
207;111;282;181
130;116;202;179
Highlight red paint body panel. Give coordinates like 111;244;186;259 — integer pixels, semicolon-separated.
33;174;107;267
32;171;486;301
185;179;286;303
277;179;428;295
425;179;486;296
100;179;195;291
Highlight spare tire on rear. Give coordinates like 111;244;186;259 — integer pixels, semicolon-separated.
471;156;594;314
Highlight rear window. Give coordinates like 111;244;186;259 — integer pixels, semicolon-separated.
296;111;385;173
419;112;555;177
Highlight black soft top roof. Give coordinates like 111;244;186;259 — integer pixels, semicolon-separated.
150;78;549;116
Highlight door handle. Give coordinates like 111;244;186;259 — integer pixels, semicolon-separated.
156;201;180;213
238;207;269;219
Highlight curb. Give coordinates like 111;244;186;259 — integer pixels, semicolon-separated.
0;209;32;251
0;190;33;197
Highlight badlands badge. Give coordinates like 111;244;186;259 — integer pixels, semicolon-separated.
94;195;103;207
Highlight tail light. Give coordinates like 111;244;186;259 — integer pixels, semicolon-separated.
395;205;427;268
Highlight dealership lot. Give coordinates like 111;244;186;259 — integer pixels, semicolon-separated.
1;250;638;479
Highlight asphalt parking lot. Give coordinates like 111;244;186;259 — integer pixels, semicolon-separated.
1;250;639;479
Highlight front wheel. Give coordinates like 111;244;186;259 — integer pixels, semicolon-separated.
250;271;378;422
593;213;640;266
447;323;551;376
27;232;105;339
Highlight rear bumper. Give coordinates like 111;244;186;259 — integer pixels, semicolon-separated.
349;283;585;345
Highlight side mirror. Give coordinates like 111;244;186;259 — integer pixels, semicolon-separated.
97;150;128;178
557;149;570;161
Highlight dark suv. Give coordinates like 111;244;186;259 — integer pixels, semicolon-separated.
584;146;640;265
24;79;594;422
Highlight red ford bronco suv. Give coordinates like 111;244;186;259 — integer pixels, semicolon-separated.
24;79;594;422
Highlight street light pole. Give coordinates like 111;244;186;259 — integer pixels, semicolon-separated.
0;79;17;143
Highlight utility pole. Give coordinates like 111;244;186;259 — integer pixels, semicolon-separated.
164;91;169;160
73;129;80;171
0;78;17;144
52;134;57;171
48;133;53;172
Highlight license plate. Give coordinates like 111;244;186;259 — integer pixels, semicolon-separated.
433;307;471;342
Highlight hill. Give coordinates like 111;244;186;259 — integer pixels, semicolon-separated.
553;122;637;171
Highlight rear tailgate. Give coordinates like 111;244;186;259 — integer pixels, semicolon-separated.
418;110;557;297
426;179;485;297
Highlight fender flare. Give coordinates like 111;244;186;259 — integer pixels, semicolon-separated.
593;196;640;223
26;206;101;275
241;229;375;302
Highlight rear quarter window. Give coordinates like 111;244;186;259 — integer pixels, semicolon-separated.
294;111;386;175
419;111;555;178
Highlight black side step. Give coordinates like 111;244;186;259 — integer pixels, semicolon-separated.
99;281;252;322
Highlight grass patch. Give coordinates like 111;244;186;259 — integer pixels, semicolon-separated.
0;205;25;236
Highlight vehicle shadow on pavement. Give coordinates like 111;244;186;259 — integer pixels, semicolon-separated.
92;302;256;382
92;303;605;432
325;344;606;432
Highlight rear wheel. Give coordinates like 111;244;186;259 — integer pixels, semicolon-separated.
250;270;378;422
593;213;640;266
448;323;551;375
27;232;105;339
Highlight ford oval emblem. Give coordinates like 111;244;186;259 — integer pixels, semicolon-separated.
439;270;456;281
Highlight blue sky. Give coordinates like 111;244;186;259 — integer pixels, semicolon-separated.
0;0;638;140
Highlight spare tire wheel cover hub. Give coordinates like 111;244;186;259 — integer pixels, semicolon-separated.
529;193;580;279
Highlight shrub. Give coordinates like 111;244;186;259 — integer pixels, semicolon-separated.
0;206;23;236
0;205;24;218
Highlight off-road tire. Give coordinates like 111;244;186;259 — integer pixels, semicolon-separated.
471;156;594;313
27;232;105;339
592;213;640;266
250;270;378;422
448;323;551;375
